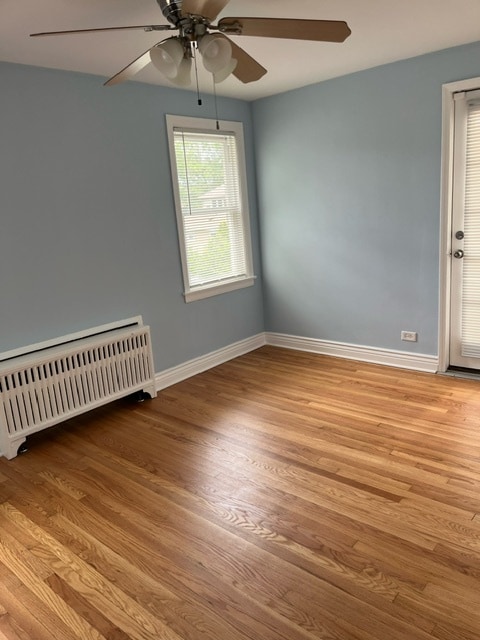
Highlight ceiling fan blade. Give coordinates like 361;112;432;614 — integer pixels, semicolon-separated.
218;17;351;43
181;0;230;22
30;25;172;37
224;38;267;84
104;47;155;86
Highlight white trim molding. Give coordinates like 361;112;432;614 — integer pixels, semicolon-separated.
265;333;438;373
154;331;439;392
155;333;266;391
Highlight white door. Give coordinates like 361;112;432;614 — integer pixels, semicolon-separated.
450;90;480;369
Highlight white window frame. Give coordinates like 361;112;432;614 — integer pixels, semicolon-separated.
166;114;255;303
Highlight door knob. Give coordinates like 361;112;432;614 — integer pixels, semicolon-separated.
454;250;464;259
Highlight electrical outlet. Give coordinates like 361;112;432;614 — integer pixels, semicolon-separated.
401;331;417;342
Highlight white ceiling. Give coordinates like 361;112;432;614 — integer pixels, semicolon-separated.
2;0;480;101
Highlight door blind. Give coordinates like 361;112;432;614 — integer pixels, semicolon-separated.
461;100;480;356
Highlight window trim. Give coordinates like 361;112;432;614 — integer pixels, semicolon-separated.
166;114;255;303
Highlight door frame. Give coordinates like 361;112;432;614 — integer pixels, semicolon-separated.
438;76;480;373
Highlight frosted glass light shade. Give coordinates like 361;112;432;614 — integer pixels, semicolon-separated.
198;34;233;73
150;38;185;79
214;57;237;83
170;57;192;86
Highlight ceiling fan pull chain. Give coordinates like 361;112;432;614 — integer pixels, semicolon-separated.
212;76;220;130
193;46;202;106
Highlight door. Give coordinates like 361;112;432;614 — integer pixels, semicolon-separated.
450;90;480;369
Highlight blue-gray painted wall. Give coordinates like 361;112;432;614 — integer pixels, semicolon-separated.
3;40;480;369
253;41;480;356
0;62;264;370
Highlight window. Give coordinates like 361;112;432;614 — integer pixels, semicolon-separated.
166;115;255;302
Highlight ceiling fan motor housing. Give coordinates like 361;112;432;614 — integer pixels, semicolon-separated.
157;0;183;26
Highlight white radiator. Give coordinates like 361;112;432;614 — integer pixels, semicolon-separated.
0;323;157;459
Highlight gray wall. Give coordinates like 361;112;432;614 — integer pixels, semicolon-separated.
3;39;480;370
0;62;264;370
253;41;480;356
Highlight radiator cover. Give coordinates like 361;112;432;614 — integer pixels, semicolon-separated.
0;325;156;459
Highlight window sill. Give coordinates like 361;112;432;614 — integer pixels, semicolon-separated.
184;276;256;303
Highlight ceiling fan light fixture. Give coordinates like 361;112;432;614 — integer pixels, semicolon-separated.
150;37;185;79
198;33;233;74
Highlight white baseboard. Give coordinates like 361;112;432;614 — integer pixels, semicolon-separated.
265;332;439;373
154;331;438;391
155;333;266;391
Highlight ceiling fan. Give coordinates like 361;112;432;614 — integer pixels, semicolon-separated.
30;0;351;87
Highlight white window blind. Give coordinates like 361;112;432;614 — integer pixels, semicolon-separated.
461;97;480;356
166;115;254;302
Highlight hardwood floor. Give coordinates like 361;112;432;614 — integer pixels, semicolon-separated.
1;346;480;639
